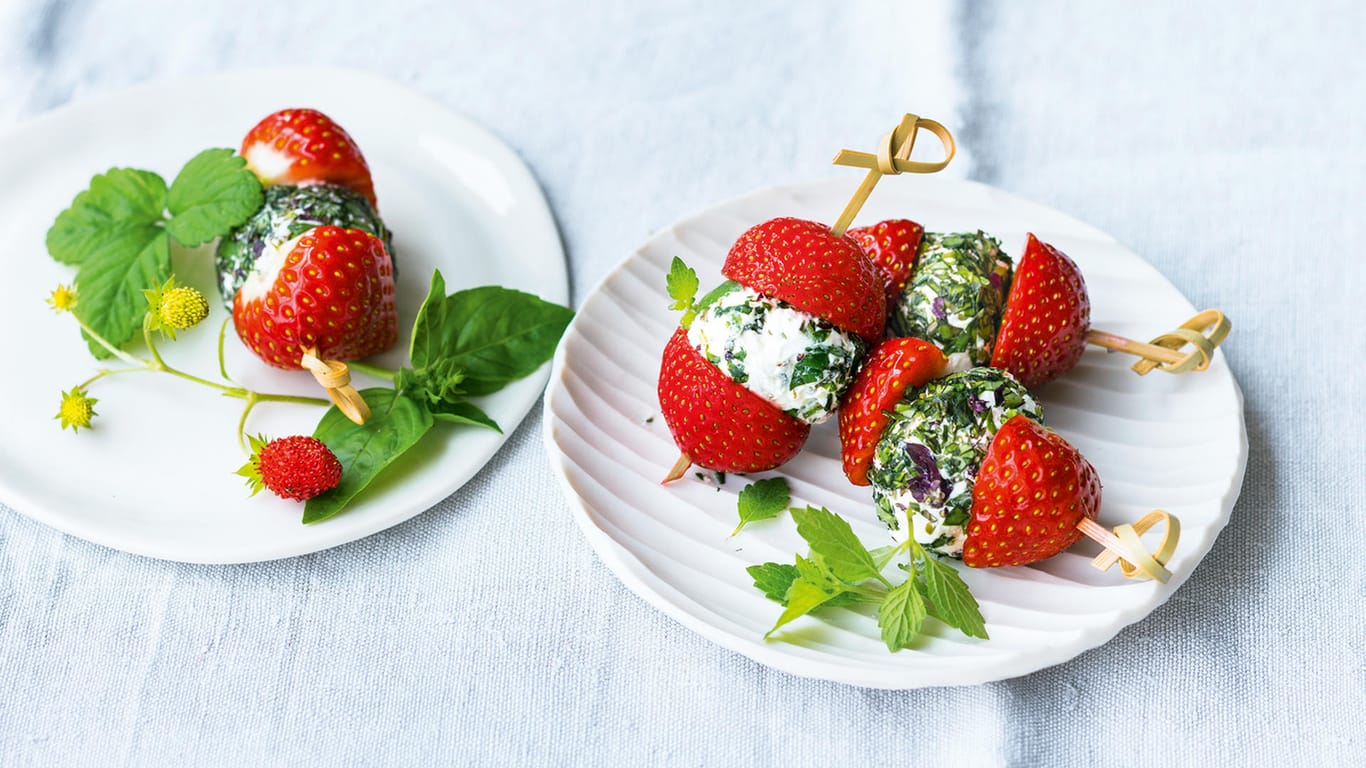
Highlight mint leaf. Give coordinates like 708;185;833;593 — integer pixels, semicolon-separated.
878;579;928;651
918;547;988;639
790;506;885;586
165;148;263;247
765;555;846;639
46;168;167;266
408;273;573;396
429;400;501;433
666;256;698;309
870;545;900;571
73;230;170;357
748;562;799;603
732;476;790;536
304;388;435;524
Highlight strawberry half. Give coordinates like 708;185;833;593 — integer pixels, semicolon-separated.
722;217;886;342
990;233;1091;387
962;415;1101;568
657;327;809;474
847;218;924;307
241;108;377;208
233;225;397;369
837;338;947;486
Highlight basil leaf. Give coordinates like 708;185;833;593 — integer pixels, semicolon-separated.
878;579;928;651
732;476;790;536
303;388;435;524
46;168;167;266
73;229;170;358
429;400;501;433
789;506;884;586
165;148;263;247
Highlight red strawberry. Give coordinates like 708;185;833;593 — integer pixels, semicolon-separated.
241;108;377;208
837;338;947;486
233;225;397;370
722;217;886;342
237;434;343;501
962;415;1102;568
657;327;809;475
990;233;1091;387
847;218;924;306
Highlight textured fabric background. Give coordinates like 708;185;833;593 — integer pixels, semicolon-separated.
1;1;1362;766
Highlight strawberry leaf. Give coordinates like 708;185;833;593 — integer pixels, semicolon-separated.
165;148;263;247
877;579;928;651
73;229;171;358
731;476;790;536
46;168;167;266
303;388;435;524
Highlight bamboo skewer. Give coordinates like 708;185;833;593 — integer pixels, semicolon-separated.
830;114;956;237
1086;309;1231;375
1076;510;1181;582
300;348;371;425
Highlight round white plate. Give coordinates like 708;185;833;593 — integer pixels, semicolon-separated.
544;177;1246;688
0;69;567;563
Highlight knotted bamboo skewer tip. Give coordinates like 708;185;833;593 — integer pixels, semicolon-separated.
830;113;957;237
1077;510;1181;583
300;348;371;426
1086;310;1231;376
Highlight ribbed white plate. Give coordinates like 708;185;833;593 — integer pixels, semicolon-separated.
0;69;567;563
544;177;1246;688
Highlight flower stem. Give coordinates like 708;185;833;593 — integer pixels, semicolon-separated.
73;316;145;367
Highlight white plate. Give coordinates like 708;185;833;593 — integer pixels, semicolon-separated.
0;69;567;563
543;177;1246;688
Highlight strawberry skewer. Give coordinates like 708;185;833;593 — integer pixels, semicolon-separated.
839;343;1180;581
658;115;958;483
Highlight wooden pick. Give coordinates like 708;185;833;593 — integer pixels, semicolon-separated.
830;114;957;237
662;453;692;485
299;348;371;425
1076;510;1181;583
1086;310;1231;375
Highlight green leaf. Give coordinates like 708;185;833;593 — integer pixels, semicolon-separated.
765;555;847;639
919;548;989;640
408;275;574;396
731;476;790;536
46;168;167;266
303;388;435;524
666;256;699;309
878;579;928;651
748;562;800;603
429;399;502;433
870;545;900;571
73;229;171;357
789;506;885;586
165;148;264;247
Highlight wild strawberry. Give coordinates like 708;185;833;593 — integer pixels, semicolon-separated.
237;434;343;501
990;233;1091;387
241;108;377;208
722;217;886;342
657;327;809;475
143;277;209;339
962;415;1102;568
847;218;924;307
838;338;946;486
232;225;397;369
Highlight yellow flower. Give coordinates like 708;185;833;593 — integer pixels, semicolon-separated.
55;387;97;432
144;277;209;339
47;284;78;313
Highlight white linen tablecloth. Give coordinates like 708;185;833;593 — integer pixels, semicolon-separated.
1;1;1361;765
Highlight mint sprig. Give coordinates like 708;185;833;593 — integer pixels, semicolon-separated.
45;150;262;358
746;502;989;651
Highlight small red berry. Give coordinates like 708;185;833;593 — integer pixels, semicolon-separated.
237;434;343;502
